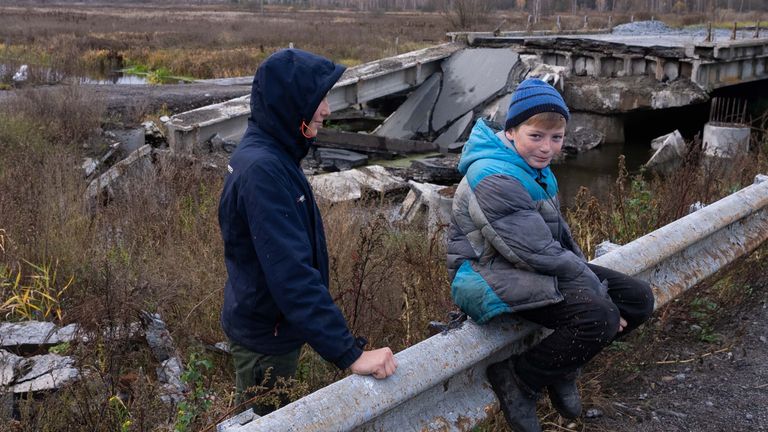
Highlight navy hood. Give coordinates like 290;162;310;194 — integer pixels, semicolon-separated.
248;49;346;161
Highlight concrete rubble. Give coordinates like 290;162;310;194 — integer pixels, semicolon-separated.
434;112;474;148
397;181;455;236
373;73;441;140
526;63;569;90
207;133;238;154
314;148;368;171
431;48;519;133
563;126;604;154
142;120;166;147
646;130;686;171
10;354;79;393
108;128;146;155
309;165;407;203
140;311;186;404
409;154;462;184
0;321;79;349
85;144;154;207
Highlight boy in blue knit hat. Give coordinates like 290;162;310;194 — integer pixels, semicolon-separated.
446;78;654;431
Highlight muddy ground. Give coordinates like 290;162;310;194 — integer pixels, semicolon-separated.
577;260;768;432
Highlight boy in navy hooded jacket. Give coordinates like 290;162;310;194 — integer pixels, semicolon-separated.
219;49;397;415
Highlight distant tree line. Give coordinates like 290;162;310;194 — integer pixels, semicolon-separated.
242;0;764;13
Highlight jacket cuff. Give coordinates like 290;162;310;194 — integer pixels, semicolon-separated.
333;345;363;370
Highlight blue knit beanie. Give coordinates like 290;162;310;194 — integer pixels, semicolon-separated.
505;78;570;131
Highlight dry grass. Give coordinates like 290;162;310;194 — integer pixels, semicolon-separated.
0;4;448;80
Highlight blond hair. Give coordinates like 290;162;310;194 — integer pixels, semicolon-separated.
513;112;566;131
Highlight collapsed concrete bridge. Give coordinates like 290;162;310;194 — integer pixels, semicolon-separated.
166;26;768;155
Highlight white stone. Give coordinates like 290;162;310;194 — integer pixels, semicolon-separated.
12;64;28;82
309;165;407;203
11;354;79;393
0;321;79;348
0;350;28;386
650;130;684;151
646;130;686;170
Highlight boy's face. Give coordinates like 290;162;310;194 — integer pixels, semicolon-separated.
305;97;331;138
505;123;565;169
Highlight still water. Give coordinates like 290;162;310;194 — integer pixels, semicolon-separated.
552;140;652;208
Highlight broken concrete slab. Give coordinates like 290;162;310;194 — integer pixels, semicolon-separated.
646;130;687;170
374;73;441;140
1;350;29;387
434;111;474;148
397;181;455;237
409;154;462;184
650;130;684;151
432;48;519;133
208;133;238;154
563;75;708;114
315;148;369;171
85;144;154;207
309;165;407;203
563;126;604;154
702;123;750;158
11;354;79;393
316;129;437;155
110;128;146;155
0;321;79;349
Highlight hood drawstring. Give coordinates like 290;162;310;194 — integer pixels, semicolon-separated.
300;120;315;139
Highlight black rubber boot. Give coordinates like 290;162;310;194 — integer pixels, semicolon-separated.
486;359;542;432
547;377;582;419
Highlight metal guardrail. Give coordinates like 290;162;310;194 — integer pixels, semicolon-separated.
218;174;768;432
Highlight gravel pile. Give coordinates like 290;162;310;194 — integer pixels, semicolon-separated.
612;20;676;35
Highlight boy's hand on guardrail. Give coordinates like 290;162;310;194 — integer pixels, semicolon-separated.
350;348;398;379
618;316;627;332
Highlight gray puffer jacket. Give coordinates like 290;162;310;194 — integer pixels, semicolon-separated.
447;119;601;324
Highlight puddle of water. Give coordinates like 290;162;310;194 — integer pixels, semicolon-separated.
78;73;150;85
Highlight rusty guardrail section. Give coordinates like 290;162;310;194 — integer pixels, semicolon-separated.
218;175;768;432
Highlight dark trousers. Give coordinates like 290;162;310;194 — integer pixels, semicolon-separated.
514;264;655;390
230;342;301;416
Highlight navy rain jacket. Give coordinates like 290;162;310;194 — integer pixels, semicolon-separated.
219;49;362;369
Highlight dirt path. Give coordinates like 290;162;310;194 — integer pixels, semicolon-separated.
579;261;768;432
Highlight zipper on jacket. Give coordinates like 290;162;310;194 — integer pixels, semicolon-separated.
273;313;282;337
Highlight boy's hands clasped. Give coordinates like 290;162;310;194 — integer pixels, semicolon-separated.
350;348;398;379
